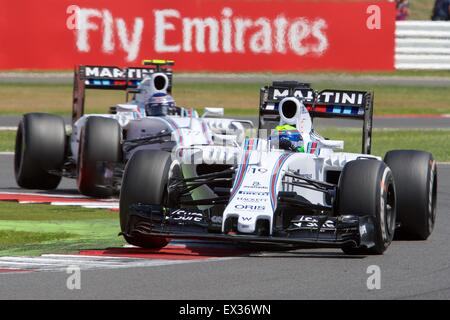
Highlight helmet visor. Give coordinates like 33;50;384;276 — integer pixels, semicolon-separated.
145;102;175;116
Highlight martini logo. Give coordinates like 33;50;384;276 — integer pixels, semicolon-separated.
82;66;153;79
273;88;315;100
271;88;366;106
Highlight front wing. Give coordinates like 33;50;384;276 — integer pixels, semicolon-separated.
123;204;377;249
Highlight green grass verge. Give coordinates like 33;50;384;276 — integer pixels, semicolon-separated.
318;127;450;161
0;230;75;247
0;202;123;256
1;80;450;116
0;130;15;152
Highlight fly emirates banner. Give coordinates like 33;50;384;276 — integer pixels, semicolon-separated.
0;0;395;71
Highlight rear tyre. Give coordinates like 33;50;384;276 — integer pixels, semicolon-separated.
120;150;171;249
338;159;396;255
14;113;66;190
384;150;437;240
77;117;122;198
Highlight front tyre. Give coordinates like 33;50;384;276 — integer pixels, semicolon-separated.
338;159;397;255
384;150;437;240
119;150;172;249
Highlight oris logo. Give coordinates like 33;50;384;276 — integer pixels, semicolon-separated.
235;204;265;211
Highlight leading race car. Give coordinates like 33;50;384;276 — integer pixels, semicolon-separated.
119;81;437;255
14;60;251;197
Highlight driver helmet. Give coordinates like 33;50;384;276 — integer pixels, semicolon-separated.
145;93;176;116
270;124;305;152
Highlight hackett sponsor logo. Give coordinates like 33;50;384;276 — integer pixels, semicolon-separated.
236;197;268;202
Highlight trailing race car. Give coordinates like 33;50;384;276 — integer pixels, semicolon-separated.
119;81;437;255
14;60;251;197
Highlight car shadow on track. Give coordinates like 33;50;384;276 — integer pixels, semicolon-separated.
77;245;366;260
79;244;258;259
78;241;361;259
234;243;367;259
246;251;366;259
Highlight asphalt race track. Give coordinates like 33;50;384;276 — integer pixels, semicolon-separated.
0;152;449;299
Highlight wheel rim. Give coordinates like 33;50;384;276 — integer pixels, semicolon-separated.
14;124;24;175
428;167;437;233
77;129;86;190
385;182;396;239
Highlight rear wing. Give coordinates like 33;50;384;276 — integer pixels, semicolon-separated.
72;60;174;122
258;81;374;154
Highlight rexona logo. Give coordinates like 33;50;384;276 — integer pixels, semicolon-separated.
169;209;204;222
72;6;328;62
291;216;336;230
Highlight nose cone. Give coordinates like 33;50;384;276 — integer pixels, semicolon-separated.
237;215;256;233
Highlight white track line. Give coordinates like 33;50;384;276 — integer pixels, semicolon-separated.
50;202;119;209
0;191;118;200
0;127;16;131
0;254;236;273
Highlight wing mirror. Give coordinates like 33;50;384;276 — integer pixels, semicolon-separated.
202;107;224;118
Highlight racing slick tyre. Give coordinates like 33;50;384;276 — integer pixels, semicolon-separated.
384;150;437;240
338;159;397;255
77;116;122;198
119;150;171;249
14;113;66;190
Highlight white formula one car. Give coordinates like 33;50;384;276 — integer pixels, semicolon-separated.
120;81;437;255
14;60;251;197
